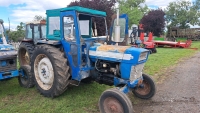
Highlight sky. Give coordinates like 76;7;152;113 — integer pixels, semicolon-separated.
0;0;194;30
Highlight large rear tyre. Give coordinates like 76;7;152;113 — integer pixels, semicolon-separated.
31;45;70;97
18;42;34;66
132;74;156;99
18;65;34;88
99;88;133;113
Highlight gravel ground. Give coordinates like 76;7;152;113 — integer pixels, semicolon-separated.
133;51;200;113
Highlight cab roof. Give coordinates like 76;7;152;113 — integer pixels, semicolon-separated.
46;6;106;17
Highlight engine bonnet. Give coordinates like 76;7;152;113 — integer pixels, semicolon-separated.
89;44;149;64
0;44;17;58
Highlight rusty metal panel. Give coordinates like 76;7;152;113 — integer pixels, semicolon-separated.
97;45;130;53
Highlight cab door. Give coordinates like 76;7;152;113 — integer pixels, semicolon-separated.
60;11;82;80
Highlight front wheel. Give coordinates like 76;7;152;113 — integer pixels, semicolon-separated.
99;88;133;113
132;74;156;99
18;65;34;88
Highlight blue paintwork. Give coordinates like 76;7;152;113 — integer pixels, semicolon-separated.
0;70;19;80
89;45;149;80
113;76;144;94
0;44;15;50
0;60;6;66
60;11;82;81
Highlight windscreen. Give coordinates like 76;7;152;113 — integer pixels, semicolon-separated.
41;25;46;38
78;14;107;38
26;24;46;39
111;18;126;42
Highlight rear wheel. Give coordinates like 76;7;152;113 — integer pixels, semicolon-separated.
18;65;34;88
132;74;156;99
18;42;34;66
99;88;133;113
31;45;70;97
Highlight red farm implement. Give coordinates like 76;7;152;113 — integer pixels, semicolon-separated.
139;32;157;53
154;40;192;48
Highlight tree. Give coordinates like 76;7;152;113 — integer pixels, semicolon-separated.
7;22;25;42
140;9;165;36
118;0;148;27
165;0;200;29
33;15;46;21
68;0;116;35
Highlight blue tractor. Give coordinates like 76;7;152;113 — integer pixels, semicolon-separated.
0;19;34;88
30;7;156;112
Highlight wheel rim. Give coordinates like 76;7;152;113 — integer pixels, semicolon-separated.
34;54;54;90
25;52;30;64
19;48;30;65
103;97;124;113
135;80;151;95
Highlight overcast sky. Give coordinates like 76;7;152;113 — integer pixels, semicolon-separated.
0;0;193;30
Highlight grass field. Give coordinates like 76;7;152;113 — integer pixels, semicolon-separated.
1;41;200;113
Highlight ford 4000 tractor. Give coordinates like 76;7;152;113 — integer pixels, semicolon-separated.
0;19;34;88
29;7;156;112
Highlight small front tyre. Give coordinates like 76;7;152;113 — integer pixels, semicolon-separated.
99;88;133;113
18;65;34;88
132;74;156;99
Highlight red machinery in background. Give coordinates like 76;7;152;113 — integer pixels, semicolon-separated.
154;40;192;48
140;32;157;53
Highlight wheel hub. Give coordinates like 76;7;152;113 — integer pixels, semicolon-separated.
135;80;151;95
38;58;53;85
104;97;123;113
34;54;54;90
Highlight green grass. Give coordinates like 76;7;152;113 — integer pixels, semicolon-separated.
1;41;200;112
154;37;165;41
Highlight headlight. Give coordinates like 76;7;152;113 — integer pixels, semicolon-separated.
138;52;148;61
130;63;145;81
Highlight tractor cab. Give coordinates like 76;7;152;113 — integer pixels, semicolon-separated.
25;20;46;43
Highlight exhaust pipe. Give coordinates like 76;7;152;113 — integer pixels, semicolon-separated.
114;8;120;43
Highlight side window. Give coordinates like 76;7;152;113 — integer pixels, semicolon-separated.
49;17;60;35
63;16;75;41
26;25;32;39
34;26;39;39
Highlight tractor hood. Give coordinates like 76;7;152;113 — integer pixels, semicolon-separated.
89;44;149;64
0;44;15;51
0;44;17;58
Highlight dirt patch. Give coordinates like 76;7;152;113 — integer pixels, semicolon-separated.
133;51;200;113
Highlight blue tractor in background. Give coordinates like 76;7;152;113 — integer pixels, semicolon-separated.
0;19;34;88
29;7;156;112
18;20;46;67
